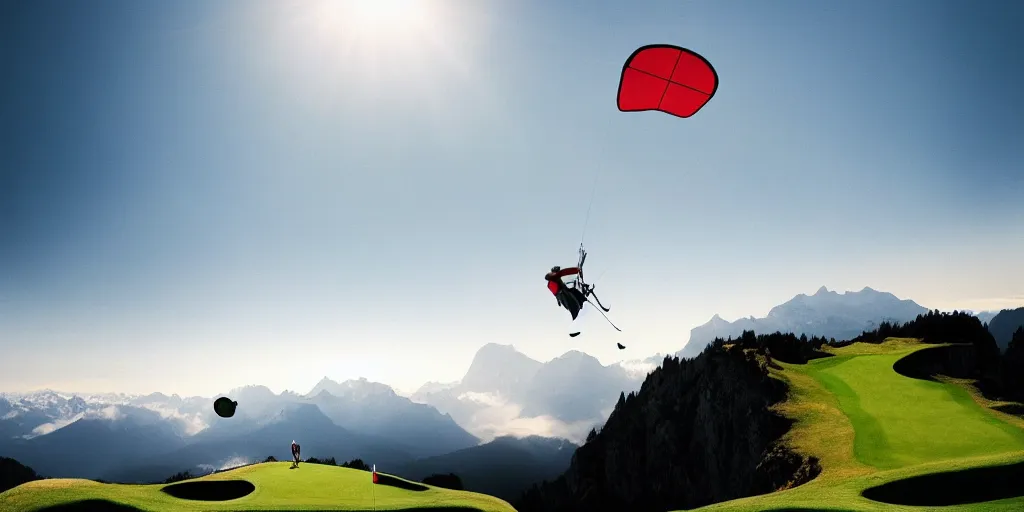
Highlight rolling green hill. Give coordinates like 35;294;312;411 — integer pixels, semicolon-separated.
688;338;1024;511
0;462;516;512
6;337;1024;512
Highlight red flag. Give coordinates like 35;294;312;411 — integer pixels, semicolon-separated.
372;464;378;484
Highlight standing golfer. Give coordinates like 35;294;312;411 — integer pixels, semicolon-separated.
291;440;301;467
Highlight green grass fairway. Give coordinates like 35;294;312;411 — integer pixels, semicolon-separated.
0;462;517;512
685;338;1024;512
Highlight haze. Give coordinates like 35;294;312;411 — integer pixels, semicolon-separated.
2;0;1021;397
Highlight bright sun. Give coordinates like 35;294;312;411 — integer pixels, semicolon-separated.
315;0;432;38
346;0;426;25
281;0;488;114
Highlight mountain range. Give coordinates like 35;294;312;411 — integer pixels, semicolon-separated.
305;377;478;459
0;340;649;496
975;310;1001;325
988;307;1024;351
411;344;645;444
0;376;481;481
0;371;596;497
3;286;1018;502
678;286;930;358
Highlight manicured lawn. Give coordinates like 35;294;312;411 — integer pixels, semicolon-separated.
0;462;516;511
685;338;1024;511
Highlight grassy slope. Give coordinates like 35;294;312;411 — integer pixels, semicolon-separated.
687;338;1024;512
0;462;517;512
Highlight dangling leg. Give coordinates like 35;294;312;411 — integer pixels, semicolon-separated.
559;290;585;337
589;289;611;312
567;289;589;337
576;281;610;312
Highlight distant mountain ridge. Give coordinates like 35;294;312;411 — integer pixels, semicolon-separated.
988;308;1024;351
0;376;479;482
460;344;544;401
972;310;1000;325
679;286;930;358
104;401;413;484
306;377;479;459
395;435;578;501
1;405;188;480
411;344;644;444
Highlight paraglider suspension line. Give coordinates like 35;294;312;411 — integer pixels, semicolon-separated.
587;298;621;331
579;168;600;247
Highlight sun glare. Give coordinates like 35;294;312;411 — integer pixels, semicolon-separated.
347;0;426;25
317;0;432;37
278;0;498;133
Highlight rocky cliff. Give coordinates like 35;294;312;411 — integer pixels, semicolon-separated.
516;335;823;512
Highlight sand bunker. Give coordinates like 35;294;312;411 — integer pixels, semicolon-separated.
161;479;255;501
38;500;142;511
862;460;1024;506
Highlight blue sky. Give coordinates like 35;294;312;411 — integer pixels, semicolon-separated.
2;0;1022;396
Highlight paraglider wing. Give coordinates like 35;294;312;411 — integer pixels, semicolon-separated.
617;44;719;118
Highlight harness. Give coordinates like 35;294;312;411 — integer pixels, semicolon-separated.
564;245;611;313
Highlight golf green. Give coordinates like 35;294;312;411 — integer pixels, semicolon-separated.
0;462;516;511
686;339;1024;511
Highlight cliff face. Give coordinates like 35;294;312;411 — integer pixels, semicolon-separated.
516;339;821;512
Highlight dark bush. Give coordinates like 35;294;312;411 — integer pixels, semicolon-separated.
1;457;42;494
340;458;371;471
422;472;463;491
163;470;195;484
304;457;337;466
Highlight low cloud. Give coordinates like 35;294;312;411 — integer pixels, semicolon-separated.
138;403;209;436
489;414;598;444
450;391;606;445
29;405;125;437
457;391;508;408
217;456;252;471
617;357;663;380
28;413;84;438
196;455;252;475
91;405;124;421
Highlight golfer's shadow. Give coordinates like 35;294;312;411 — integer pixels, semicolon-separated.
375;473;428;492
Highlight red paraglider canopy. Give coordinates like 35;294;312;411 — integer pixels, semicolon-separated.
617;44;719;118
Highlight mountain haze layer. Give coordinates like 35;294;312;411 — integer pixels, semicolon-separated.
396;435;577;501
306;377;479;458
411;344;644;444
1;376;479;483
